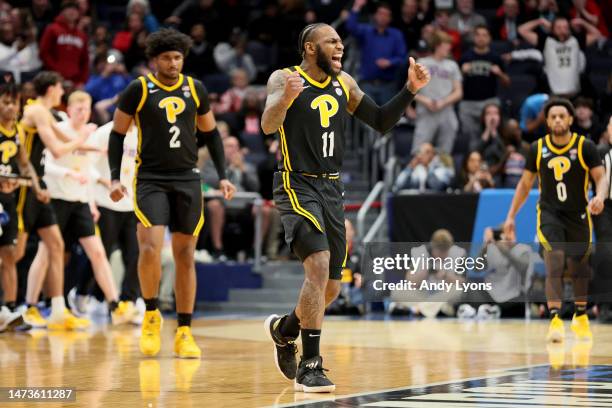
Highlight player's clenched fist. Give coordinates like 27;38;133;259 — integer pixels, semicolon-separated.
283;71;304;102
407;57;431;94
109;180;128;202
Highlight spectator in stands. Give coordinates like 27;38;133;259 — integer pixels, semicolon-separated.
85;51;131;124
519;93;549;142
413;30;462;155
183;23;218;80
449;0;486;44
39;1;88;86
112;12;145;54
573;97;604;144
248;1;282;46
473;103;505;172
530;0;560;22
0;15;42;83
127;0;160;34
214;32;257;83
432;8;461;60
453;151;495;192
166;0;227;45
89;25;109;67
518;16;602;97
499;119;528;187
569;0;608;37
394;0;426;52
346;0;407;105
202;136;260;260
213;68;250;115
123;26;148;72
460;25;510;146
492;0;523;44
238;89;264;137
20;81;36;106
394;142;454;192
305;0;350;25
30;0;54;40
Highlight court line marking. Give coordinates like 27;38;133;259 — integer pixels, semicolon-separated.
265;363;553;408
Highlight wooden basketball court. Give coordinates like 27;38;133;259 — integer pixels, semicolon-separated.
2;316;612;407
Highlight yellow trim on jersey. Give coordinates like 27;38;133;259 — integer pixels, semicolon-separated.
132;114;152;228
536;138;542;171
16;186;27;232
342;244;348;268
282;171;323;232
536;204;552;252
337;76;350;102
583;210;593;262
577;135;588;171
147;73;184;92
187;76;200;108
295;66;331;88
279;126;292;171
193;207;205;236
0;123;16;137
136;77;148;113
545;133;576;155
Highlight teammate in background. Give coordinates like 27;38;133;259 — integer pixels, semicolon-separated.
504;98;607;343
109;29;236;358
17;71;93;330
30;91;133;325
261;23;430;392
0;82;44;332
72;119;142;324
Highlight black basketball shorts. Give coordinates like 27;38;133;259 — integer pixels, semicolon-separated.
537;204;592;261
16;187;57;234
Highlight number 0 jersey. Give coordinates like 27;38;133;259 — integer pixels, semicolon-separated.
276;66;349;174
117;73;210;180
525;133;602;211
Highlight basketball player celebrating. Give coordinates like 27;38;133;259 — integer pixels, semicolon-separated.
0;82;44;332
18;71;92;330
109;29;235;358
505;98;607;343
262;23;430;392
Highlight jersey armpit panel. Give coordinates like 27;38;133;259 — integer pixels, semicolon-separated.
116;79;144;116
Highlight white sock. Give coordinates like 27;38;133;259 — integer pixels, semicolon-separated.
50;296;66;321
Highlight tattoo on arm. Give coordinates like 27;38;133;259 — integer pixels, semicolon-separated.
261;70;291;135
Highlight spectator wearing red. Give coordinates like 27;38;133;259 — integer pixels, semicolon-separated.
213;68;250;115
569;0;608;37
492;0;524;43
39;1;88;86
112;12;145;53
433;9;461;60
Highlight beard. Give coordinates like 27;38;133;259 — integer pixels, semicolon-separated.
551;124;570;136
315;44;335;76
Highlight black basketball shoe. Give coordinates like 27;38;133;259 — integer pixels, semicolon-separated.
294;356;335;393
264;314;298;380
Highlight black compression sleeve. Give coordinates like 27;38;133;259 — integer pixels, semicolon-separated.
353;87;415;134
197;128;226;180
109;129;125;181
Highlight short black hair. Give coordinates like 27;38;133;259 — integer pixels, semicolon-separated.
297;23;326;56
474;24;490;34
145;28;193;59
574;96;593;110
543;97;576;119
32;71;63;96
376;1;392;12
0;81;19;100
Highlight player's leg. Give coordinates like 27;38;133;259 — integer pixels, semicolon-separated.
568;213;594;341
205;198;225;258
0;245;28;332
169;179;204;358
118;211;141;317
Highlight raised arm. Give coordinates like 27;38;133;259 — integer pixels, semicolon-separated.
571;17;603;47
26;105;87;158
342;57;430;134
261;69;303;135
518;18;550;46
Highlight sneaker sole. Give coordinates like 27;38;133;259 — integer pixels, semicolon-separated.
264;314;295;381
294;381;336;393
23;318;47;329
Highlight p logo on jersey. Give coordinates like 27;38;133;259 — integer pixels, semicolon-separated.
158;96;186;124
0;140;18;164
548;156;571;181
311;94;339;128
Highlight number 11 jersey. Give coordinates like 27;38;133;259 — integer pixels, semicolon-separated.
117;73;210;180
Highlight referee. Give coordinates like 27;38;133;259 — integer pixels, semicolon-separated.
593;115;612;321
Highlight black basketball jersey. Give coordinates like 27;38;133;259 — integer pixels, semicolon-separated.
19;122;45;178
117;73;210;180
526;134;602;211
276;66;349;174
0;123;22;176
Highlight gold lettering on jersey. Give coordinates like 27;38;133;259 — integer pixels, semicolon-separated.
548;156;571;181
0;141;18;164
158;97;186;124
310;94;339;128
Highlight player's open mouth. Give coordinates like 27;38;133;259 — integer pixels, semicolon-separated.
332;54;342;69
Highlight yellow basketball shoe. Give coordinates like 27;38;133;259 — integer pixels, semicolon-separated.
570;313;593;341
174;326;201;359
140;310;162;356
546;315;565;343
47;309;91;331
23;306;47;328
111;301;136;325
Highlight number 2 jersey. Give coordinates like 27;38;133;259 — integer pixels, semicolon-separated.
117;73;210;180
275;66;349;174
525;133;602;212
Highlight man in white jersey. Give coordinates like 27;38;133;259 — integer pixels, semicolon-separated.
518;16;602;97
71;119;142;323
36;91;135;324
